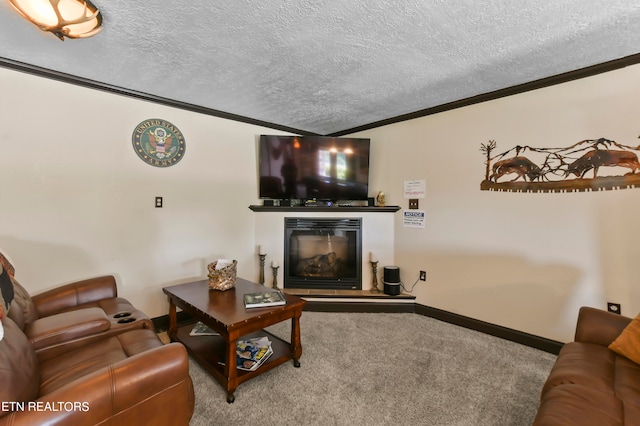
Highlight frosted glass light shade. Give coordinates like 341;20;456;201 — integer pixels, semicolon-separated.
9;0;103;40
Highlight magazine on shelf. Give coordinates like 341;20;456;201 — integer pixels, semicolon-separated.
236;336;273;371
236;345;273;371
243;291;286;309
189;321;219;336
216;336;274;371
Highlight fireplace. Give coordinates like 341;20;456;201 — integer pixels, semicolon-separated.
284;217;362;290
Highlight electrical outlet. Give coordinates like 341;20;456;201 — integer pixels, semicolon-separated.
155;196;163;208
607;302;621;315
419;270;426;281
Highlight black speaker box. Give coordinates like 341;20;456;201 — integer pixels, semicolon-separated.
383;282;401;296
383;266;400;283
383;266;401;295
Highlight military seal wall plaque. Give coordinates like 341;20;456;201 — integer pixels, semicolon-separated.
132;119;185;167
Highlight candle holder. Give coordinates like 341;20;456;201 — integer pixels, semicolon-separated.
258;254;266;285
271;265;280;289
370;260;380;293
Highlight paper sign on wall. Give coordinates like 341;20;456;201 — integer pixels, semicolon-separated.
403;210;425;228
404;180;425;198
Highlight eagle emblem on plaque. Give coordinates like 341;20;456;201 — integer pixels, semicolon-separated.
132;119;186;167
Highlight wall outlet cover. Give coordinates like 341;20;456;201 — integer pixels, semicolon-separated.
607;302;621;315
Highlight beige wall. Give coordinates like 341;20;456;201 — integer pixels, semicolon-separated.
2;62;639;342
0;67;268;318
354;63;640;341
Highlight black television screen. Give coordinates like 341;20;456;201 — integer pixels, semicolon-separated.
258;135;370;201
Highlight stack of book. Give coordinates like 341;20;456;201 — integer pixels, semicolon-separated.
236;336;273;371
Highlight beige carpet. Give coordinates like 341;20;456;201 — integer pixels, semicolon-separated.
161;312;557;426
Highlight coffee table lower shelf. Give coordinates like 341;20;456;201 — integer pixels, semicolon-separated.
171;323;297;402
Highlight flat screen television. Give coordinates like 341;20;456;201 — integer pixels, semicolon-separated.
258;135;370;201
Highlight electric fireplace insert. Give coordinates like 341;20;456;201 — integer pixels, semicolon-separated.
284;217;362;290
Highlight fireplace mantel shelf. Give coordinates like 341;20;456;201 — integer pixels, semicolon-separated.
249;205;401;213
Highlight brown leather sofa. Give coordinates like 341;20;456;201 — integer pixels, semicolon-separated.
0;267;195;425
9;275;154;358
0;316;194;425
533;306;640;425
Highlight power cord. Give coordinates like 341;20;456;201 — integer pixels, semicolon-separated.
400;277;420;293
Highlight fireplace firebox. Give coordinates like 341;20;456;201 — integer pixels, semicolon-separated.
284;217;362;290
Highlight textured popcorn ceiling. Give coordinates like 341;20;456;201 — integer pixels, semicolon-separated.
1;1;640;135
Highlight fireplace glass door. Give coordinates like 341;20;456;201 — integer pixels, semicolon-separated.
284;218;362;290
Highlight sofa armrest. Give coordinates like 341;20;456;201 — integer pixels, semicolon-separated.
0;343;194;426
574;306;632;346
24;308;111;351
31;275;118;317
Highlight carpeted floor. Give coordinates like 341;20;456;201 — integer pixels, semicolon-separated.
166;312;557;426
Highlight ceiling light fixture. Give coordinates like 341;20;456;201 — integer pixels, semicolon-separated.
8;0;103;41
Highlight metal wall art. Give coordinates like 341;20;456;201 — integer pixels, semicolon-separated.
480;137;640;193
132;119;186;168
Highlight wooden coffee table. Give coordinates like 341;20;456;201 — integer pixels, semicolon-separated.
163;278;306;403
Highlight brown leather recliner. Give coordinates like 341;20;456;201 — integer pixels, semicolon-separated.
9;275;154;358
0;255;194;424
0;316;194;425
